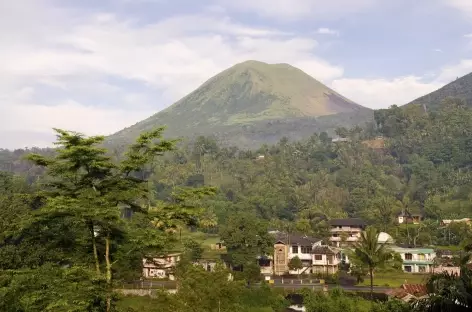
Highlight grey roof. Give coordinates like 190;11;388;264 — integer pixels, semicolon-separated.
312;246;339;255
273;232;321;246
329;218;366;227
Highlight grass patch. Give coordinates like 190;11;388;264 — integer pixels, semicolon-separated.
117;294;179;312
435;245;462;251
358;272;429;287
170;230;225;259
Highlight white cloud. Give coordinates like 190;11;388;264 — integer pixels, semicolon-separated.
217;0;378;20
443;0;472;17
433;48;443;53
465;34;472;38
331;77;442;109
0;1;345;148
2;0;472;148
331;59;472;109
317;28;339;36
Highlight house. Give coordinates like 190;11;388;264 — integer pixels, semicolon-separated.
142;253;181;279
210;242;226;250
271;232;323;276
387;284;428;302
311;245;342;274
390;247;436;273
397;213;423;224
329;218;366;247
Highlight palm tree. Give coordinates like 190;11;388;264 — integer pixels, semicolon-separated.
351;226;394;298
199;210;218;233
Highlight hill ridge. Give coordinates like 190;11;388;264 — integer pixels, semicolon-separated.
406;72;472;109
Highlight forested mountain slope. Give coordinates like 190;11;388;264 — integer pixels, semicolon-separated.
406;72;472;110
107;60;373;148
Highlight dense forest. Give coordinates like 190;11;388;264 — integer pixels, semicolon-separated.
1;99;472;311
2;99;472;246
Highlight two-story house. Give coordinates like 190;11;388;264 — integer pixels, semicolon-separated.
311;245;342;274
142;253;181;279
271;232;323;276
329;218;366;247
391;247;436;273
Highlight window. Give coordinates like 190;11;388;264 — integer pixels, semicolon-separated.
418;253;425;260
314;255;322;261
332;234;339;237
418;266;426;273
405;253;413;260
292;245;299;253
301;246;311;254
404;266;412;273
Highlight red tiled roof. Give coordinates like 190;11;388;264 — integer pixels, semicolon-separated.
401;284;428;297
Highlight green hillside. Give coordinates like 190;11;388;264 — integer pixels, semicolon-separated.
108;60;372;148
406;72;472;110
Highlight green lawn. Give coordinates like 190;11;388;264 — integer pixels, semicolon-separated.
172;229;225;259
117;294;178;312
358;272;430;287
435;245;462;252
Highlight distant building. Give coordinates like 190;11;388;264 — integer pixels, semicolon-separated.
142;253;181;279
329;218;366;247
441;218;471;226
311;245;343;275
390;247;436;273
332;137;350;143
397;213;423;224
260;233;331;276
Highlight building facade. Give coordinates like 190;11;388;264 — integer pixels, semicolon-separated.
391;247;436;273
329;218;366;247
142;253;181;279
271;233;324;276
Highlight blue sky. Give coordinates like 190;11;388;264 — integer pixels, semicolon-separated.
1;0;472;148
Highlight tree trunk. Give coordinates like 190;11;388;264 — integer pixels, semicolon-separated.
90;222;101;275
105;234;112;312
369;267;374;300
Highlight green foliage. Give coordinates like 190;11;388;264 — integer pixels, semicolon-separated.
219;212;273;266
0;265;109;312
183;239;204;262
302;288;412;312
0;127;214;311
288;256;303;276
350;227;401;297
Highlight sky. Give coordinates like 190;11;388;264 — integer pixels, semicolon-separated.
1;0;472;149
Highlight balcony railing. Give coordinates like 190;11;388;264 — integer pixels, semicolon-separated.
330;227;362;233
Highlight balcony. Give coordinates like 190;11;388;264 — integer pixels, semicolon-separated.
330;227;362;233
289;253;312;261
330;236;358;242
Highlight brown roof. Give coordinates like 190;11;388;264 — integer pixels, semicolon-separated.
329;218;366;227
